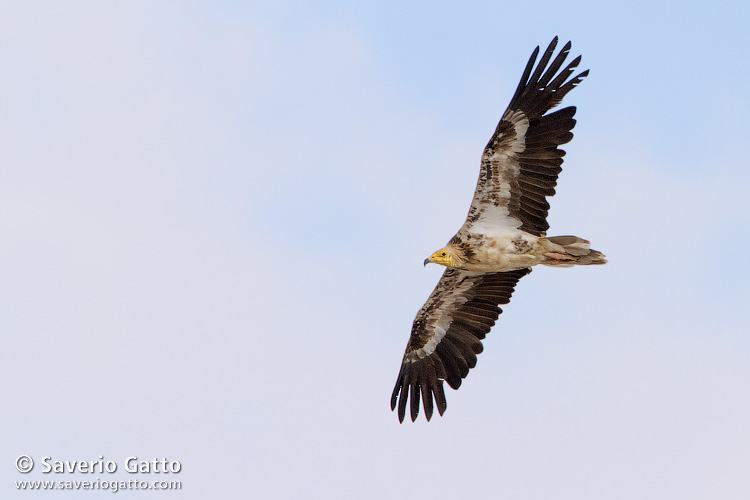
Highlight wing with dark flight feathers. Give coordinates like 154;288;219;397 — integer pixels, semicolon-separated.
391;268;530;422
459;37;588;239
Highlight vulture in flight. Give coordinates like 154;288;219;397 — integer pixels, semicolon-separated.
391;38;606;422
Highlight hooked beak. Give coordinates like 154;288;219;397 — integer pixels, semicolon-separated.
423;257;431;267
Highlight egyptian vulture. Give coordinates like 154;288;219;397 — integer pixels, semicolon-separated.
391;38;606;423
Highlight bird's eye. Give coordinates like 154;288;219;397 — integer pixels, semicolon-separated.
441;252;446;256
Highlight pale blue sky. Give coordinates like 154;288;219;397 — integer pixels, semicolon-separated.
2;2;749;499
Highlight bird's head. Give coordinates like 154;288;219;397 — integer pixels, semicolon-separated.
424;247;462;268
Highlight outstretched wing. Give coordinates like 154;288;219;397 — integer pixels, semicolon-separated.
459;37;588;239
391;267;530;422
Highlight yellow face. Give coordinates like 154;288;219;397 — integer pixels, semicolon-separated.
424;248;459;268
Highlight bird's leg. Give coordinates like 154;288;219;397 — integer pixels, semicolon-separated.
543;252;575;261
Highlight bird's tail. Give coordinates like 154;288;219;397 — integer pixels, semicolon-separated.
540;235;607;267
